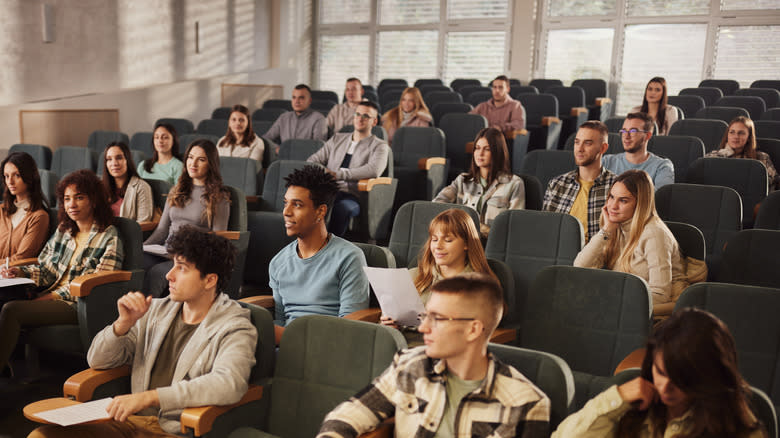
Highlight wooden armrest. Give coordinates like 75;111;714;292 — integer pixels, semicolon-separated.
246;195;258;204
213;231;240;240
506;129;528;140
417;157;446;170
10;258;37;267
489;328;516;344
570;107;588;116
614;348;646;375
180;385;264;436
64;366;131;401
541;116;561;126
239;295;274;308
139;221;158;232
345;308;382;322
595;97;612;106
358;177;393;192
359;421;394;438
652;302;675;318
70;271;133;298
465;141;475;154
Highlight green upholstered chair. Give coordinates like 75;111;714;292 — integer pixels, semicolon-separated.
252;107;287;122
257;160;316;212
668;95;706;119
439;113;488;182
655;183;741;279
752;80;780;92
668;118;728;152
353;242;397;310
38;169;59;207
450;78;481;91
211;106;231;119
675;282;780;434
680;86;724;106
604;117;624;133
715;96;766;120
699;79;740;96
224;185;249;232
143;178;172;212
241;211;295;297
391;126;447;208
755;120;780;141
196;119;229;137
518;173;543;211
129;132;154;157
518;93;563;152
87;130;130;155
647;135;705;183
529;79;564;93
51;146;96;177
179;134;220;154
664;221;706;260
221;157;261;199
572;79;612;122
431;102;471;127
687;157;768;229
311;90;339;102
155;117;194;136
521;266;652;410
457;85;490;103
310;99;337;117
227;315;407;438
9;144;52;169
485;210;583;330
715;229;780;289
695;106;749;124
520;150;576;190
548;86;588;149
755;191;780;230
277;139;324;161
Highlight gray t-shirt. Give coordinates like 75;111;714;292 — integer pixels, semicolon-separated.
144;185;230;245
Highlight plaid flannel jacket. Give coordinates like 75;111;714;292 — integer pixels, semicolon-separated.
317;347;550;438
542;167;617;242
19;223;123;301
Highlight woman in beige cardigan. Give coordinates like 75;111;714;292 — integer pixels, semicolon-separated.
574;170;687;305
102;142;154;222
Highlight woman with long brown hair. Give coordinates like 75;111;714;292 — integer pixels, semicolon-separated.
706;116;779;190
137;122;184;185
631;77;678;135
0;151;49;263
102;141;154;222
381;87;432;144
553;308;767;437
216;104;264;170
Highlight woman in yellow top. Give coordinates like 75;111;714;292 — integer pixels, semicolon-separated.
553;308;767;437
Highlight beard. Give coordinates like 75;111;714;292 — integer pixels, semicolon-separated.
623;140;644;154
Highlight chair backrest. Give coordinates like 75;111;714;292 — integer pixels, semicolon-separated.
310;99;336;116
253;120;274;137
355;242;397;308
113;217;144;271
9;144;52;170
211;106;231;119
695;106;750;124
196;119;229;137
388;201;480;268
419;85;451;98
714;96;766;120
311;90;338;102
518;173;543;211
51;146;95;177
485;210;583;327
239;302;276;384
252;107;287;122
278;139;324;161
548;86;586;113
225;185;248;232
179;134;219;154
572;79;607;104
431;102;472;126
488;344;575;429
261;160;316;212
143;178;171;211
655;183;742;277
755;120;780;141
520;150;576;189
244;211;295;291
680;87;724;106
518;93;559;126
716;229;780;288
736;88;780;110
755;190;780;230
604;117;624;133
664;221;706;260
38;169;59;207
391;126;446;168
751;387;778;438
414;78;443;88
378;78;408;93
687;157;767;228
667;95;706;119
647;135;706;183
155;118;194;136
267;315;406;438
458;85;491;101
509;86;539;99
87;130;130;155
668;118;729;152
380;89;404;112
529;79;564;93
262;99;293;111
466;90;493;107
129;132;154;157
751;80;780;92
439;113;488;174
220;157;259;197
522;266;650;377
699;79;740;96
762;108;780;121
449;78;481;91
424;91;463;110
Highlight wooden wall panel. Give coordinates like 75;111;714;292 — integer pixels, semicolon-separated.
19;109;119;150
221;84;284;109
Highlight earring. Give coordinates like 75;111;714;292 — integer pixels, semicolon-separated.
317;218;321;222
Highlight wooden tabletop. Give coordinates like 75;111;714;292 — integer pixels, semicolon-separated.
23;397;109;425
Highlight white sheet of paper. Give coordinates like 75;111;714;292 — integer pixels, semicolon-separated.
35;398;113;426
0;277;35;287
363;267;425;327
143;244;168;257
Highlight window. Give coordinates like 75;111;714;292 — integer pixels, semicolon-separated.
714;25;780;89
544;28;613;85
378;0;439;25
548;0;617;17
626;0;709;16
319;35;371;99
444;31;507;85
320;0;370;24
447;0;510;19
376;31;439;84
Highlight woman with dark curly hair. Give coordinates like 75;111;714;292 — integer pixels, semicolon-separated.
0;169;123;372
0;151;50;263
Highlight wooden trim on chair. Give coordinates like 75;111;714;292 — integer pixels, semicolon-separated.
139;221;158;232
358;177;393;192
70;271;133;297
239;295;274;308
180;385;264;436
570;107;588;116
344;308;382;322
63;366;131;402
595;97;612;106
246;195;259;204
10;258;37;267
541;116;561;126
465;141;475;154
417;157;446;170
489;328;516;345
214;231;240;240
614;348;646;375
506;129;528;140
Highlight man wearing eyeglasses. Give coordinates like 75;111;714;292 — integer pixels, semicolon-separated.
602;112;675;189
308;100;389;236
318;274;551;438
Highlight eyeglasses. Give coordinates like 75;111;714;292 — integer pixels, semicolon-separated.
354;112;375;120
619;128;647;136
417;312;475;328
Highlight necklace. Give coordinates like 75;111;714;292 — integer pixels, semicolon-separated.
298;233;330;259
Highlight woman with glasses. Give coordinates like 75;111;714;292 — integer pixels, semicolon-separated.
381;87;432;145
630;77;678;135
705;116;778;191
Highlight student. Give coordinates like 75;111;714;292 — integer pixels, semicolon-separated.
470;74;526;137
434;127;525;238
102;142;154;222
143;139;230;297
0;152;50;263
0;169;123;372
216;104;265;170
327;77;365;133
318;273;551;437
269;165;369;326
381;87;432;145
573;170;690;305
630;77;678;136
706;116;779;190
552;308;767;438
28;226;257;437
265;84;328;144
137;123;184;186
